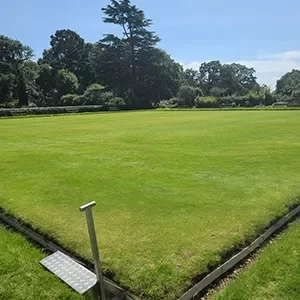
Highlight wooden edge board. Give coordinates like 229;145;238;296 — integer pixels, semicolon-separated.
178;205;300;300
0;210;138;300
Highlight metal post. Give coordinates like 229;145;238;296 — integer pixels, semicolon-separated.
80;201;107;300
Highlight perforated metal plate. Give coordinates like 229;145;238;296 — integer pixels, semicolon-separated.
40;251;97;294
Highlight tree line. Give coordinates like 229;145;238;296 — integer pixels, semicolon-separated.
1;0;300;109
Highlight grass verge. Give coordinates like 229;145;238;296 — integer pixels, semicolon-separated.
0;223;85;300
213;220;300;300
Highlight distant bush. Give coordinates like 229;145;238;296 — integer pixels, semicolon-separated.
194;87;204;97
102;91;114;104
61;94;80;106
0;99;20;108
219;95;270;107
194;96;218;108
209;87;228;97
83;84;106;105
28;102;37;108
178;86;197;107
284;90;300;106
158;98;179;108
56;69;79;97
74;95;87;106
107;97;126;107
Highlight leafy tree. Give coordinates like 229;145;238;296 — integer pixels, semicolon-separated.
194;96;217;108
56;69;79;97
198;61;258;96
40;29;95;92
100;0;162;107
225;63;258;94
35;64;56;105
86;43;104;85
41;30;84;74
182;68;200;87
135;48;182;107
107;97;126;107
0;35;33;105
199;61;223;94
0;68;16;104
60;94;80;106
292;89;300;100
276;69;300;97
209;86;228;97
36;67;78;106
257;84;273;105
178;86;198;107
79;43;98;91
83;83;107;105
96;37;131;97
102;0;160;82
0;35;33;63
19;61;40;104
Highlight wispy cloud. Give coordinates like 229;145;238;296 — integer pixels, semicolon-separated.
181;50;300;90
257;50;300;61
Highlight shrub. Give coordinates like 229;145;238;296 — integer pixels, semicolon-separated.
195;87;204;97
123;88;139;108
0;99;19;108
56;69;79;97
107;97;126;107
178;86;197;107
61;94;80;106
102;91;114;104
83;84;106;105
290;90;300;106
219;95;244;107
158;98;179;108
194;96;218;108
74;95;87;106
219;95;266;107
28;102;37;108
210;87;228;97
0;105;108;117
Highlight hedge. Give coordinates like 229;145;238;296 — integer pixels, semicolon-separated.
0;105;110;117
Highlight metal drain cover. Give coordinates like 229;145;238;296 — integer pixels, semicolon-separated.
40;251;97;294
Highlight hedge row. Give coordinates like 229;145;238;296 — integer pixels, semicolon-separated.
0;105;126;117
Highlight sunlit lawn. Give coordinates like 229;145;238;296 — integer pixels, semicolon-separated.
0;111;300;299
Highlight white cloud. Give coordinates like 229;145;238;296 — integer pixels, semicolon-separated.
257;50;300;61
181;50;300;90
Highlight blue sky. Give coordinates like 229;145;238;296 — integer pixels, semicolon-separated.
2;0;300;88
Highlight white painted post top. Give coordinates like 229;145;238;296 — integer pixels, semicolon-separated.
80;201;96;212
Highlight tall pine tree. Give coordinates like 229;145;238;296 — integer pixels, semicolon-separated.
100;0;161;107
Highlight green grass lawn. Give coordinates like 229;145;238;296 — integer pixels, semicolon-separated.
0;224;85;300
0;110;300;299
213;221;300;300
